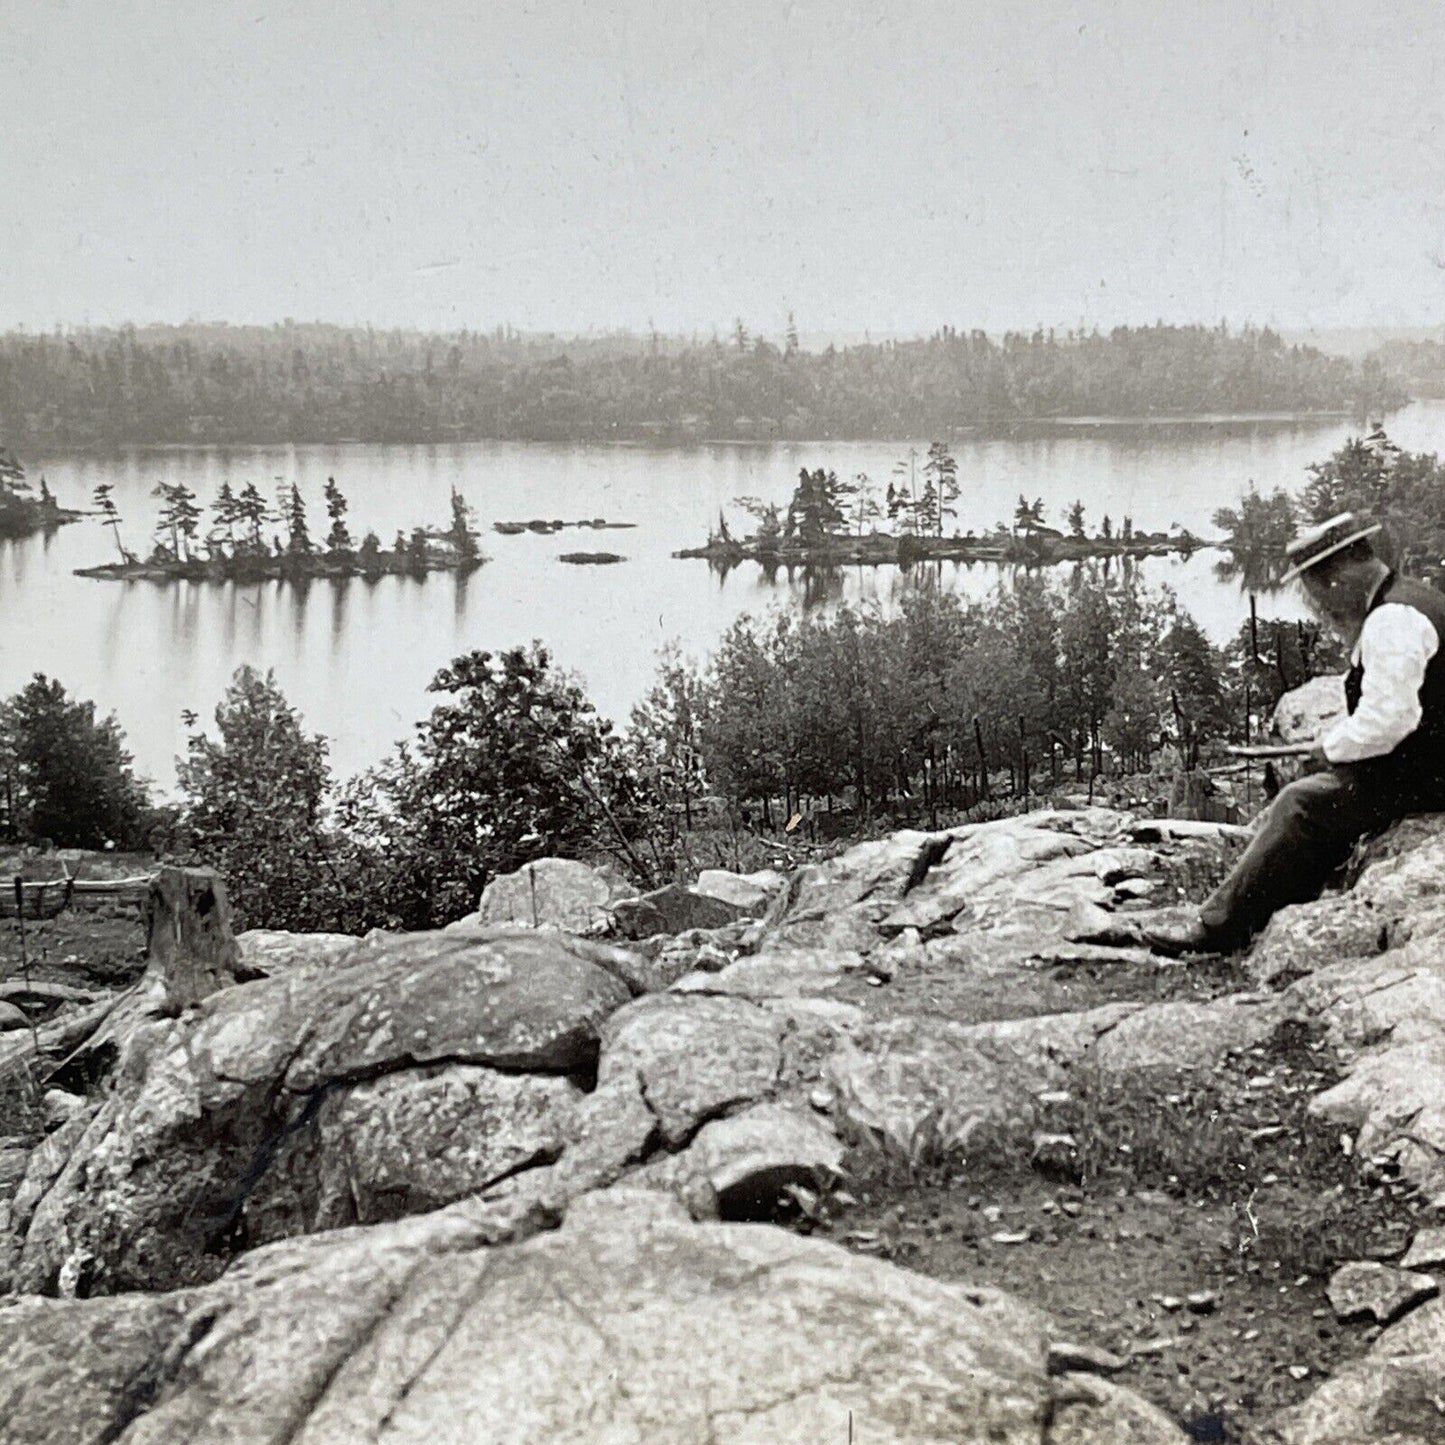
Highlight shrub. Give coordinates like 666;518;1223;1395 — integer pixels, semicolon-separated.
0;674;153;848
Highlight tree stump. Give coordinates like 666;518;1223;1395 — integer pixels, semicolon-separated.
145;866;242;1013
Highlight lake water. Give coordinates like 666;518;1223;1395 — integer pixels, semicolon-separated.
7;403;1445;791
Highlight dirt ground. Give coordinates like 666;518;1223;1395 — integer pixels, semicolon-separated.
805;1018;1431;1442
0;904;147;990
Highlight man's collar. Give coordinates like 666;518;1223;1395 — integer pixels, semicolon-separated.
1365;568;1395;614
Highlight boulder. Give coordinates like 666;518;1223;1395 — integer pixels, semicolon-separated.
1266;1297;1445;1444
597;993;786;1145
634;1101;846;1217
0;1189;1186;1444
1308;1034;1445;1191
242;1064;584;1244
824;1011;1098;1160
1248;897;1387;986
671;947;860;1000
694;866;786;912
0;999;28;1031
1091;996;1283;1073
610;882;750;939
475;856;636;933
1402;1226;1445;1271
1326;1260;1439;1324
235;928;359;976
8;929;633;1294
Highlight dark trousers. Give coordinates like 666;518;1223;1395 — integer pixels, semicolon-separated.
1200;760;1445;944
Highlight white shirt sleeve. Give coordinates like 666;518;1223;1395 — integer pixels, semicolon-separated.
1322;604;1440;763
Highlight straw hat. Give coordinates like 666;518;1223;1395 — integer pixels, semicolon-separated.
1280;512;1382;585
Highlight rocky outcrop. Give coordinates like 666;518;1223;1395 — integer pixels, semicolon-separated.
13;770;1445;1440
5;929;634;1294
0;1189;1186;1444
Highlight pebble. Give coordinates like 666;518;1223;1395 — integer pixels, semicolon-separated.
1046;1340;1130;1377
1155;1295;1184;1312
1186;1291;1218;1314
41;1089;86;1129
1287;1365;1311;1381
1060;1200;1083;1217
1130;1336;1178;1356
991;1230;1031;1246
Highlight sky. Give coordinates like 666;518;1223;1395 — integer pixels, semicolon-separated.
5;0;1445;338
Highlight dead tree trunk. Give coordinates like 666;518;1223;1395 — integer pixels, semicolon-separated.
145;866;242;1014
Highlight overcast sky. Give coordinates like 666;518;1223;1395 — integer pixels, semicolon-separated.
5;0;1445;337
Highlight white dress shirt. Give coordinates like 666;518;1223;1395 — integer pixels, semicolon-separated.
1322;604;1441;763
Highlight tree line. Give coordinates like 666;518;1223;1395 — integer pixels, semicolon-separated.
0;576;1324;934
1213;428;1445;592
0;320;1399;447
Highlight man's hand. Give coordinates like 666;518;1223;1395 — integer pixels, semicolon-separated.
1307;739;1330;768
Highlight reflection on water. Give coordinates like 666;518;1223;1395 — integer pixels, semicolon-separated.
7;407;1445;789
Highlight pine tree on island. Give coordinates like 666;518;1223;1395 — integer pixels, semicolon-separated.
324;477;353;554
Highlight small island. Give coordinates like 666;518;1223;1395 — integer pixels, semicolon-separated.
74;476;485;583
558;551;626;565
494;518;637;535
0;448;82;540
675;457;1207;570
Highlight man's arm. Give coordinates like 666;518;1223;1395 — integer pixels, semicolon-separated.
1321;604;1440;763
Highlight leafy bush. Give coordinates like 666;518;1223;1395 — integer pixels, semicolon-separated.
176;667;344;932
0;674;154;848
341;644;655;930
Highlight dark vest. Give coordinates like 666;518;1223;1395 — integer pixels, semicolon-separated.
1345;572;1445;774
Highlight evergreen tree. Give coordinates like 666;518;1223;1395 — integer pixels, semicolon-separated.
922;441;959;535
152;481;202;560
323;476;353;554
446;486;478;560
1066;500;1086;538
285;483;313;555
236;482;270;551
212;480;241;550
92;482;128;561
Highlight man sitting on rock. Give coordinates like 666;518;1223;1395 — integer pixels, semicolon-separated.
1145;512;1445;954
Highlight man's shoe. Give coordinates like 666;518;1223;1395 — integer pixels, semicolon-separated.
1134;916;1229;958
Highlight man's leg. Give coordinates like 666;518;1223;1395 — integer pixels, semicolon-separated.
1199;766;1403;945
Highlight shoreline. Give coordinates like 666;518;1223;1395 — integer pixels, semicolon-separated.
676;531;1211;569
10;407;1384;455
74;552;485;584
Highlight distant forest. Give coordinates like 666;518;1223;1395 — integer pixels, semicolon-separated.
1369;338;1445;399
0;321;1404;447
